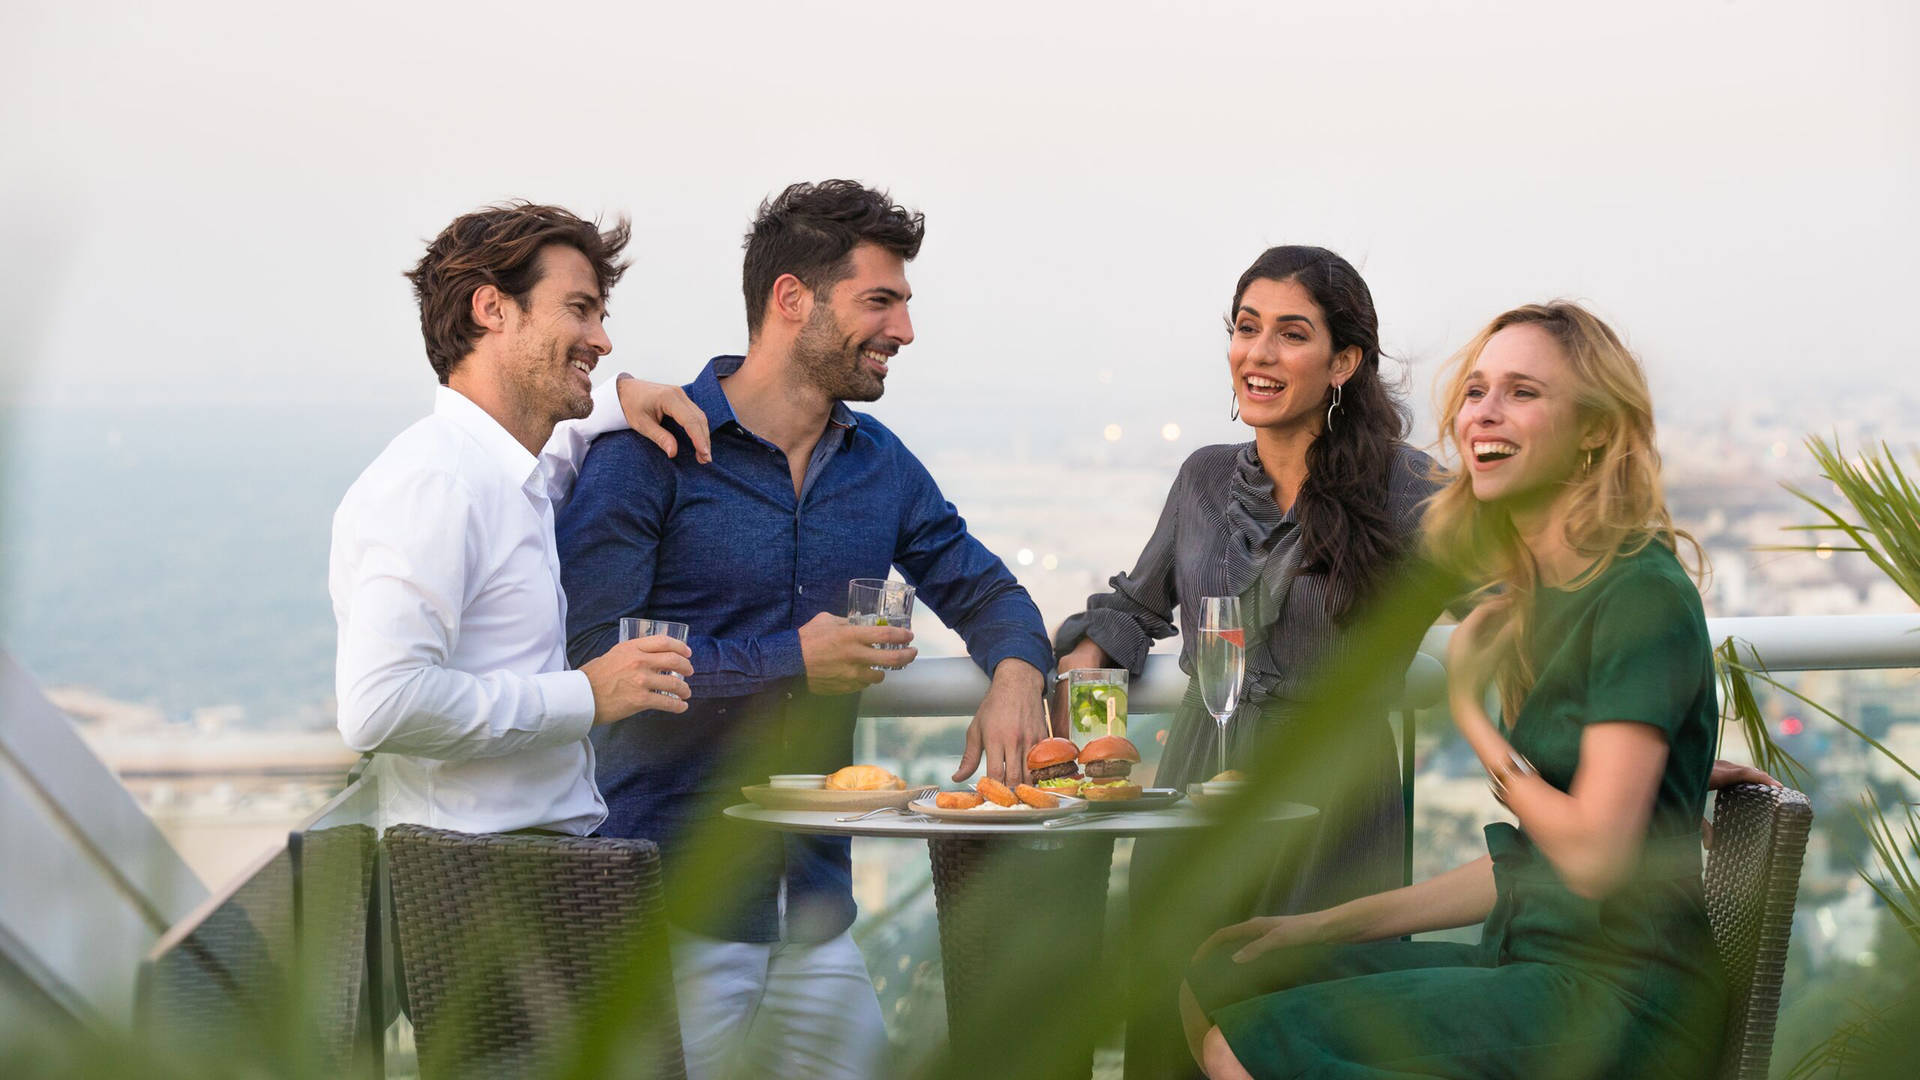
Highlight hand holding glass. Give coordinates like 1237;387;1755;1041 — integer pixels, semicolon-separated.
847;579;915;669
1195;596;1246;777
620;618;691;701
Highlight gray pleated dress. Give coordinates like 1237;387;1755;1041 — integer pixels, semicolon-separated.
1055;440;1438;1078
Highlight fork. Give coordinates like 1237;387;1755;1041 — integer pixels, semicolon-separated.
837;787;937;822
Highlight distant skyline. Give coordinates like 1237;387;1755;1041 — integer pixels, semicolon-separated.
4;0;1918;717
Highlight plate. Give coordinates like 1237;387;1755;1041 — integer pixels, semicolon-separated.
1078;787;1184;812
740;785;918;812
908;795;1086;823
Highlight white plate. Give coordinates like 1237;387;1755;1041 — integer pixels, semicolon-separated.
741;785;915;812
908;795;1086;823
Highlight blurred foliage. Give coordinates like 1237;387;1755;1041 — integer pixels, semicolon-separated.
1740;435;1920;1079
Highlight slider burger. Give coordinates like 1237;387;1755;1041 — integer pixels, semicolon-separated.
1077;735;1142;801
1025;737;1083;797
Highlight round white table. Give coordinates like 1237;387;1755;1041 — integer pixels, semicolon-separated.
724;799;1318;1075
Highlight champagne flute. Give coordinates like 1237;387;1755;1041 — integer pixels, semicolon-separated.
1195;596;1246;777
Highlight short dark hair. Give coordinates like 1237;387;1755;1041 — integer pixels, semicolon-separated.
405;202;631;383
741;180;925;339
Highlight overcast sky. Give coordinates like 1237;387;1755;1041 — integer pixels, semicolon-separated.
4;0;1917;436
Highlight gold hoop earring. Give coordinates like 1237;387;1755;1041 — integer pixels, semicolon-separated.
1584;448;1595;472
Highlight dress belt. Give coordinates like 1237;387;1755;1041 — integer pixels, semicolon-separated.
1487;823;1704;883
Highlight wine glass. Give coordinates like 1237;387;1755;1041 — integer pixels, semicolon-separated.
1195;596;1246;777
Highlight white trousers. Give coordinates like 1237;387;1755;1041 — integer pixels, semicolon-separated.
669;928;892;1080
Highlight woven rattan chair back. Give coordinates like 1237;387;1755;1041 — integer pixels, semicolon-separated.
383;825;684;1079
1704;782;1813;1080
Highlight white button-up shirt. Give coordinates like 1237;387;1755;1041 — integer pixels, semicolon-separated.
330;382;625;835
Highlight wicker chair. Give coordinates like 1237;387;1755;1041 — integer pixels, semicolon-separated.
1704;782;1813;1080
383;825;685;1079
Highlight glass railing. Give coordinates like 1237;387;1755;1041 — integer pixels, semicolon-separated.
134;770;381;1077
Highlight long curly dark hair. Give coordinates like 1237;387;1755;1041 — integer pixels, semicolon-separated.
1230;246;1414;618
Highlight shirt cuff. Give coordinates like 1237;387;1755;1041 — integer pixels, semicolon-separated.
533;669;597;746
1080;610;1152;675
759;630;807;682
974;640;1056;685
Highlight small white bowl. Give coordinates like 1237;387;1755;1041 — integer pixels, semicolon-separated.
768;774;828;790
1201;780;1248;797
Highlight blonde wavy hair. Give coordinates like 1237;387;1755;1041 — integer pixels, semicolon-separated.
1422;301;1702;716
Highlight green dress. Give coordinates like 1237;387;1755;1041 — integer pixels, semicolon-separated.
1187;543;1727;1078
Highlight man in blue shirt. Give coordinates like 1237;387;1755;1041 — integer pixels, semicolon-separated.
557;180;1052;1079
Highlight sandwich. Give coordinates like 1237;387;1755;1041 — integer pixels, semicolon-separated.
1026;737;1083;797
1077;735;1142;801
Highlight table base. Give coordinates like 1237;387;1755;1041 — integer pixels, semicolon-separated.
927;835;1114;1077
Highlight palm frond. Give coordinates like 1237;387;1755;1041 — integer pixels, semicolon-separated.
1721;654;1920;785
1715;637;1811;789
1777;437;1920;604
1853;790;1920;952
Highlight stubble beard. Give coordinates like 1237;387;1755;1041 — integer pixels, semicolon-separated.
513;330;593;432
793;304;884;404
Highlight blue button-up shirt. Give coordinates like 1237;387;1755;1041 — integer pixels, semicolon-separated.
557;355;1053;943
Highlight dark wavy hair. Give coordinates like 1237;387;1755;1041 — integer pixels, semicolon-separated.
405;202;631;384
741;180;925;339
1231;246;1414;618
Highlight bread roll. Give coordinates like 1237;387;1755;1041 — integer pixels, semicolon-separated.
825;764;906;791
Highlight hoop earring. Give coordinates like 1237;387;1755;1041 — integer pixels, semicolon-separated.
1230;392;1240;422
1584;448;1595;473
1325;383;1343;432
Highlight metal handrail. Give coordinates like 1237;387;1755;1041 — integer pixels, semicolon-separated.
856;613;1920;719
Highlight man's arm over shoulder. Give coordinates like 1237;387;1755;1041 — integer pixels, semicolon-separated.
331;465;594;759
886;437;1053;678
559;430;674;668
559;433;808;696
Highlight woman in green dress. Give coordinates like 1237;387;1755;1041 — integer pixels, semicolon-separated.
1180;301;1754;1078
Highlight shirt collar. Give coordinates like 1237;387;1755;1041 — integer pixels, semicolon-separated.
695;355;862;447
434;385;543;492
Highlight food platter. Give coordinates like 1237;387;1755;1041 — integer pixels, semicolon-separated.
740;785;918;813
908;795;1086;823
1078;787;1184;812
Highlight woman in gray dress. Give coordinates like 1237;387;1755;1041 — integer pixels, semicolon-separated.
1053;245;1437;1078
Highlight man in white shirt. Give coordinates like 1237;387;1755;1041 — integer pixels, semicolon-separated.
330;201;709;835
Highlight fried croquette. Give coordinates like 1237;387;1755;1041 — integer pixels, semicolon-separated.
935;791;986;810
1014;783;1059;809
976;776;1017;807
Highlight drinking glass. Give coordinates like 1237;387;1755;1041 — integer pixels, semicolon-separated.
847;578;915;667
620;618;691;700
1064;668;1129;741
1195;596;1246;776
